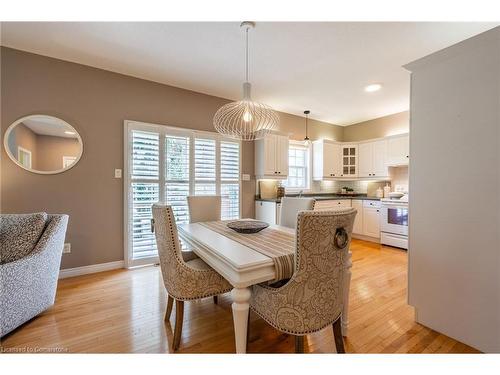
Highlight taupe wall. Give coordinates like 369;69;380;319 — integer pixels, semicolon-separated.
279;112;344;142
343;111;409;141
35;135;80;171
0;47;342;269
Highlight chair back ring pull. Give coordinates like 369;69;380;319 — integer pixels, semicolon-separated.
334;227;348;249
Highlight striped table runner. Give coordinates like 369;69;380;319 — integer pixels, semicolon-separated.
184;221;296;282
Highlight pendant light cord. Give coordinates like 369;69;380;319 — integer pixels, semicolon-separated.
245;27;249;82
306;114;308;137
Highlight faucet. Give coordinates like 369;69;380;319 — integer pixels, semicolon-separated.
298;190;303;198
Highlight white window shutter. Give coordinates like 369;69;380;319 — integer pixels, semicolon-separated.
130;130;160;258
221;141;240;220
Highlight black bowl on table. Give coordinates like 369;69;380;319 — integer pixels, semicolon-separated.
226;220;269;234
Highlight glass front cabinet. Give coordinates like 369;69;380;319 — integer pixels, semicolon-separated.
341;145;358;177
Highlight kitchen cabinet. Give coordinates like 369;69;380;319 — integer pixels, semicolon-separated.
387;134;409;166
362;200;381;238
341;145;358;177
255;134;289;179
314;199;351;210
351;199;363;235
255;201;281;225
256;197;381;242
312;140;342;180
359;140;389;178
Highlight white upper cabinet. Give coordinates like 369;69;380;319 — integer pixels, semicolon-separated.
276;134;289;176
255;134;289;179
313;140;342;180
341;145;358;178
359;139;389;178
358;142;372;177
386;134;409;166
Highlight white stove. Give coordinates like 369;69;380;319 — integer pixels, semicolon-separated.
380;193;409;250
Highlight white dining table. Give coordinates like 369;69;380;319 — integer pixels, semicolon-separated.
178;222;353;354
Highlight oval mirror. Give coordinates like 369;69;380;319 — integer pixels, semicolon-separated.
4;115;83;174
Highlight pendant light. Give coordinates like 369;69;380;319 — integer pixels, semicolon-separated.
303;110;311;145
213;22;279;141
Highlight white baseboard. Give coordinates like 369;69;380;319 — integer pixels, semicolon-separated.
352;233;380;243
59;260;125;279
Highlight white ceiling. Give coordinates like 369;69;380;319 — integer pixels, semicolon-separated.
1;22;497;125
22;116;78;138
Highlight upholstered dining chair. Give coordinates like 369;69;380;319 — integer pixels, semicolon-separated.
187;195;221;223
152;204;232;351
249;208;357;353
279;197;315;229
186;195;223;304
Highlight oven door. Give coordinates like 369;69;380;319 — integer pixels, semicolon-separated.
381;204;409;236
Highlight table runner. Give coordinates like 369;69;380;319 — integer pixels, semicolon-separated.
180;221;296;282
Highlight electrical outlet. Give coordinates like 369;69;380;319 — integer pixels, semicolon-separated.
114;169;122;178
63;243;71;254
242;174;250;181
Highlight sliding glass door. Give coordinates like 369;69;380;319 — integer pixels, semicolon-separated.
124;120;241;267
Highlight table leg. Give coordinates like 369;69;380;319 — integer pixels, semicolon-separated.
342;251;353;337
231;287;252;353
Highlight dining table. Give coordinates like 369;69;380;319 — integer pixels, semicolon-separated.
178;220;353;354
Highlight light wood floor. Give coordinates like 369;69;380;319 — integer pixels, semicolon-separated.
0;240;479;353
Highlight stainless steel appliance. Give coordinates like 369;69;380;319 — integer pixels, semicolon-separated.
380;196;408;249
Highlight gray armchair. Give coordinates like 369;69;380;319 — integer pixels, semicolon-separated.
0;213;68;337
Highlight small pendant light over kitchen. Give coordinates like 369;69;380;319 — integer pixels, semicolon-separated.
213;22;279;141
303;110;311;145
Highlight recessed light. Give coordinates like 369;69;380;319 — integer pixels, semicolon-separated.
364;83;382;92
64;131;76;135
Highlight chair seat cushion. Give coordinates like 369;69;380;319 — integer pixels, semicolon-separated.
0;213;48;265
181;250;199;262
185;257;211;271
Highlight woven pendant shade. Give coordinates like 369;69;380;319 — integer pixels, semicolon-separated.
213;22;279;141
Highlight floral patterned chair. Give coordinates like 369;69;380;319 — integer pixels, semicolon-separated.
249;208;356;353
152;204;232;351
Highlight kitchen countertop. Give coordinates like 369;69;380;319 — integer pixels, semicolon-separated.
255;194;381;203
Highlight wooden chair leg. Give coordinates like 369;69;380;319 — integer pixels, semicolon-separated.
172;300;184;351
213;295;218;304
165;295;174;321
295;336;304;354
246;309;251;350
332;318;345;353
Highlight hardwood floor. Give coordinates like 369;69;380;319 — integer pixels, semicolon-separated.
0;240;479;353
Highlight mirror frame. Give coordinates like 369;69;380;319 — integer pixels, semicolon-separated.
3;114;84;175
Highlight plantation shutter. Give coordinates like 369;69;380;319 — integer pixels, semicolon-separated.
194;138;217;195
220;141;240;220
165;135;190;224
126;122;241;266
130;130;160;258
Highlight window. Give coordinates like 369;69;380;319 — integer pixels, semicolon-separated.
17;147;32;169
284;142;310;191
194;138;216;196
62;156;77;168
165;135;190;224
125;121;241;266
220;141;240;220
130;130;160;259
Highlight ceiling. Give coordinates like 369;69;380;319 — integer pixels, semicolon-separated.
1;22;497;125
22;116;79;138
